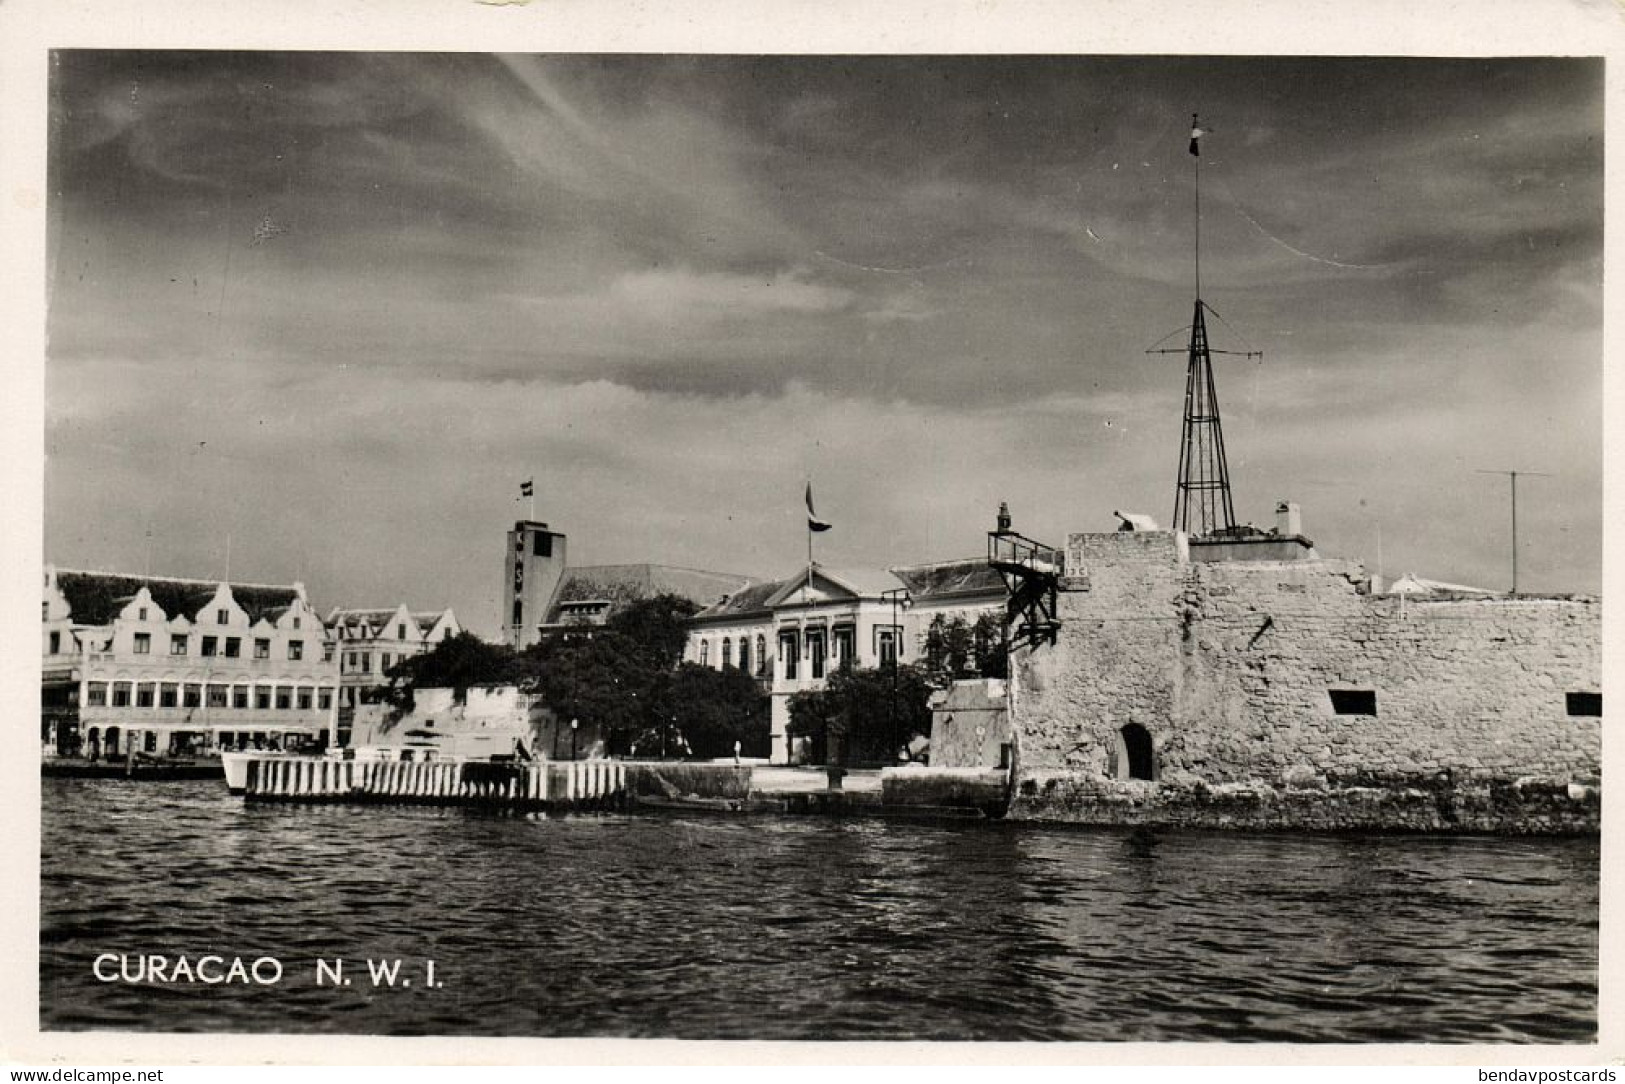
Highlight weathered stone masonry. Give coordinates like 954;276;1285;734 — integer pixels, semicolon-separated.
1007;530;1601;833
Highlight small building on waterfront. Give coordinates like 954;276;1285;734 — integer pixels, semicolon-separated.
326;604;460;746
42;565;340;760
347;685;606;763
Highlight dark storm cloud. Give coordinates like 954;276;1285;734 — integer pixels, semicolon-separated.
44;52;1603;628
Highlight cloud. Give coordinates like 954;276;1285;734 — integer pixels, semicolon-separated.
607;266;853;318
43;54;1604;628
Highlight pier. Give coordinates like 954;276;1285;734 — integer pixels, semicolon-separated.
231;755;627;811
225;754;1013;818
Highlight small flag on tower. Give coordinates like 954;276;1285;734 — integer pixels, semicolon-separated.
806;482;832;533
1189;114;1207;157
520;478;534;498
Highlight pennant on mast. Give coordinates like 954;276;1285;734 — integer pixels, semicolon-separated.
806;483;832;533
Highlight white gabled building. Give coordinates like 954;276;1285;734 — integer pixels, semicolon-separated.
42;565;340;760
325;604;461;745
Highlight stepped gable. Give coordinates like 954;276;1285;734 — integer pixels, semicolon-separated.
890;558;1005;600
329;608;396;634
56;571;299;625
234;585;298;624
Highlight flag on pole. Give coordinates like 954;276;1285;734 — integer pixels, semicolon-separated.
520;479;534;498
806;483;832;533
1189;114;1207;156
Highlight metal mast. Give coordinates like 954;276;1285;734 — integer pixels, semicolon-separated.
1172;299;1238;535
1476;469;1551;595
1165;114;1248;536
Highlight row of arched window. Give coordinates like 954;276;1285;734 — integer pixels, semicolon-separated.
697;633;769;677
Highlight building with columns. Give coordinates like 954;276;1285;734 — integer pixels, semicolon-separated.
42;565;340;760
685;558;1007;763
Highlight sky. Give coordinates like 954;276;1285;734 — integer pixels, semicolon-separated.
44;53;1603;635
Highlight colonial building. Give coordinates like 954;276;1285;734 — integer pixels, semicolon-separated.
501;518;750;646
42;565;340;760
325;604;461;746
686;558;1007;763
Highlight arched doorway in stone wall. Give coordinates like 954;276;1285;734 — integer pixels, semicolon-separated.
1116;723;1155;781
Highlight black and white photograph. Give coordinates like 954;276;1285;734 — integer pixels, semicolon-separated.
6;0;1616;1066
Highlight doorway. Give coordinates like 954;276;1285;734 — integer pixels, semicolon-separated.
1117;723;1155;781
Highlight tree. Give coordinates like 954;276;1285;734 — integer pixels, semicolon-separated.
971;611;1009;679
922;612;1009;684
786;663;934;766
522;593;709;757
380;594;756;761
525;631;655;753
607;594;700;667
383;631;524;714
646;663;770;759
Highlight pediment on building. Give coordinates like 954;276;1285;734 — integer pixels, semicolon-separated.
762;568;862;609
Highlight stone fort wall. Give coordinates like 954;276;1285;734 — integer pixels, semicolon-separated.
1008;531;1601;832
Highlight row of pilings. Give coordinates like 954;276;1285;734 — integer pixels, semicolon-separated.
238;756;627;811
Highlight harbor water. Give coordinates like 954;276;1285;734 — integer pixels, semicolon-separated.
40;778;1597;1042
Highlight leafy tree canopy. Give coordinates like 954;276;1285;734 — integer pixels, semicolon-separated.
383;631;524;712
644;663;770;760
388;594;755;759
606;594;700;668
786;663;935;767
922;612;1008;684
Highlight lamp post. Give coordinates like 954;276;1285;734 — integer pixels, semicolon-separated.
570;717;579;761
881;587;911;763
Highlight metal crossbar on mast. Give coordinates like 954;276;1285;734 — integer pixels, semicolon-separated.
1172;300;1238;535
1147;114;1258;537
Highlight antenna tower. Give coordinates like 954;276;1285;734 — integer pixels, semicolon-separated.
1172;299;1237;535
1151;114;1259;536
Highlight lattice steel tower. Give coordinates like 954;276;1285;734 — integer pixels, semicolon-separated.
1160;114;1258;536
1172;299;1236;535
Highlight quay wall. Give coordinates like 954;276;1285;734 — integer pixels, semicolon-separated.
1009;531;1601;833
881;767;1010;812
625;762;753;801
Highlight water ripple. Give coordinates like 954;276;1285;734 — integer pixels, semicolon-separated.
39;780;1597;1042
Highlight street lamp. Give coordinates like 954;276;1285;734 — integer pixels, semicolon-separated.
881;587;912;763
570;717;579;761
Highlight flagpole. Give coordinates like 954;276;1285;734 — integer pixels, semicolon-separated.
1193;112;1202;302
